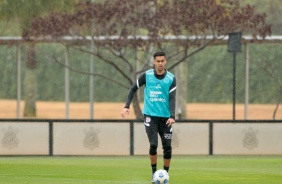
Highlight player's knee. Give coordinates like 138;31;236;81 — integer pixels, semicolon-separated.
149;144;157;155
163;146;172;159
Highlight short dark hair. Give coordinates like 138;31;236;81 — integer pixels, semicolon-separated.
153;51;166;59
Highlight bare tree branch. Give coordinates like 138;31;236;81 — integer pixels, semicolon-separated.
50;53;130;89
58;42;134;85
168;39;215;70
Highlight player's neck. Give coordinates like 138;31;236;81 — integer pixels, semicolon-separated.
155;69;166;76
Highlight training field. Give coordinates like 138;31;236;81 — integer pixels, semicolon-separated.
0;156;281;184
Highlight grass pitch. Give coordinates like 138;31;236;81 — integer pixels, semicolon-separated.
0;156;282;184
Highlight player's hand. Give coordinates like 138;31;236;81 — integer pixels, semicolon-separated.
166;118;175;127
121;108;130;118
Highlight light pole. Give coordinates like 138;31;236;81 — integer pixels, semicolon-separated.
228;32;242;120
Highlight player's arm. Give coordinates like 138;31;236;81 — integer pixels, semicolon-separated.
121;73;146;118
166;77;177;126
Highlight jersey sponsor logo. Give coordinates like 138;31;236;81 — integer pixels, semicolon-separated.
149;91;166;102
150;98;166;102
150;91;162;95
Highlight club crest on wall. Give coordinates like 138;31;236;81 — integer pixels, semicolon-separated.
242;127;258;150
83;127;100;150
2;126;19;150
172;128;180;148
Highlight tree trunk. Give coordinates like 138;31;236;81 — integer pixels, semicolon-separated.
132;94;143;120
175;60;188;119
24;44;37;117
273;88;282;120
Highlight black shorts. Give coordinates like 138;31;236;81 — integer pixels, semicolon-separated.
144;115;172;150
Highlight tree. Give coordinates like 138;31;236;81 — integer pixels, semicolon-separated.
0;0;81;117
24;0;271;119
241;0;282;35
257;54;282;120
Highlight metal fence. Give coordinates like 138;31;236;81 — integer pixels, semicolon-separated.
0;36;282;120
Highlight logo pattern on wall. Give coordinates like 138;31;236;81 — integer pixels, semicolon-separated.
83;127;100;150
242;127;259;150
2;126;19;149
172;128;180;148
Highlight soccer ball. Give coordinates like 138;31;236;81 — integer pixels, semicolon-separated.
153;169;169;184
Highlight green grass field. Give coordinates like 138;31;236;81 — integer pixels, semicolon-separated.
0;156;282;184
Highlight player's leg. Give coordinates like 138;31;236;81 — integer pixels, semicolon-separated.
150;154;157;175
159;118;172;173
144;115;159;177
163;158;171;172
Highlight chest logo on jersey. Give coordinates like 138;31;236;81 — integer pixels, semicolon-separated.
149;91;166;103
156;83;161;89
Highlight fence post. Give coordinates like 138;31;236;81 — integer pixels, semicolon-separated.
17;44;22;118
209;121;213;155
49;121;53;156
130;121;134;156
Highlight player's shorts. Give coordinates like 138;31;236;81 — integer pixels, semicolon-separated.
143;114;172;151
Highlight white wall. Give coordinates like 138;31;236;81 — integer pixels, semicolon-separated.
213;123;282;155
1;121;282;156
0;122;49;155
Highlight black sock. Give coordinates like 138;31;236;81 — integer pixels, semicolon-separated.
164;166;169;173
151;164;157;174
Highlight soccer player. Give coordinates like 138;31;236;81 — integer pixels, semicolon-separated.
121;51;176;183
